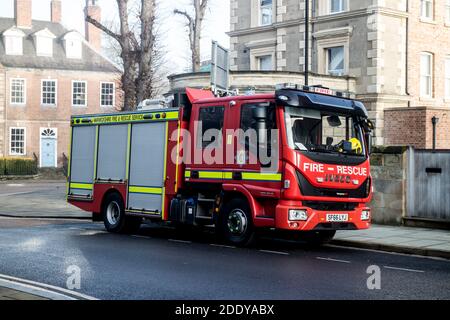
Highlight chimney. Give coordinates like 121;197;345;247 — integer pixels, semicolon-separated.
51;0;61;24
85;0;102;51
15;0;32;29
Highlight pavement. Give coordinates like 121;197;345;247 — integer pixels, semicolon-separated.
0;180;90;219
0;286;48;300
334;225;450;259
0;272;97;300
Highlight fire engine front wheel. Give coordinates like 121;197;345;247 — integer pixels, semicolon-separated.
217;198;255;247
102;193;141;234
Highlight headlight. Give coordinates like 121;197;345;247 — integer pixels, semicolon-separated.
289;209;308;221
361;210;370;221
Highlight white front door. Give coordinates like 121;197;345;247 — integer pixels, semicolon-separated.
40;128;57;168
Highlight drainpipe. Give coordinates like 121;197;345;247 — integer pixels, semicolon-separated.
304;0;309;85
405;0;411;107
3;70;6;157
432;116;439;151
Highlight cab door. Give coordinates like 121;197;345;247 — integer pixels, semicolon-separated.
226;99;282;198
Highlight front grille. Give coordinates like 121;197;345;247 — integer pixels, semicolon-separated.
296;171;369;198
302;201;357;211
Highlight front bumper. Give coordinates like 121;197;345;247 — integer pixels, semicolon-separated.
275;201;371;231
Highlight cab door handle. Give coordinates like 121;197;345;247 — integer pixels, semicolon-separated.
232;172;242;180
191;171;199;179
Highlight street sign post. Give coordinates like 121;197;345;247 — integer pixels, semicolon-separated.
211;40;230;94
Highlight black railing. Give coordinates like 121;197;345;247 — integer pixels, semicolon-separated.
0;156;38;176
62;153;69;177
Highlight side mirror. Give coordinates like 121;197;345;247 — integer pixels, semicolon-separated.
252;107;268;145
361;118;374;132
365;132;373;155
252;106;267;120
327;115;342;127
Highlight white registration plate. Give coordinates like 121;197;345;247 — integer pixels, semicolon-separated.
326;213;348;222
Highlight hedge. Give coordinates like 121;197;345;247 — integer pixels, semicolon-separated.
0;158;38;176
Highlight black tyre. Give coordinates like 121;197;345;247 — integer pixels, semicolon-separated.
217;198;255;246
102;192;142;234
303;230;336;246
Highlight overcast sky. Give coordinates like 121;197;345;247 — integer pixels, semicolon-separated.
1;0;230;73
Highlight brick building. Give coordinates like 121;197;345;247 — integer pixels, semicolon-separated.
0;0;121;167
228;0;450;148
384;0;450;148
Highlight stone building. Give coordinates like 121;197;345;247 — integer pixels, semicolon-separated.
0;0;121;167
227;0;450;148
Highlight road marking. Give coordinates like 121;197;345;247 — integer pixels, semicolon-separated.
78;230;107;236
316;257;351;264
168;239;192;244
383;266;425;273
132;235;152;240
0;274;98;300
210;244;236;249
6;184;25;187
259;249;290;256
0;191;36;197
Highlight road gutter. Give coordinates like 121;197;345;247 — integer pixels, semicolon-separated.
331;239;450;260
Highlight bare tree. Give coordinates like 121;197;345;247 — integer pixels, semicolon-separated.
174;0;209;72
86;0;158;110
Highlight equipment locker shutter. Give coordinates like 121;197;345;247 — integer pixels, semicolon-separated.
97;124;128;181
69;126;96;197
128;122;166;213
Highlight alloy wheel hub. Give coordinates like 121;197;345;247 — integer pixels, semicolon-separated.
227;209;247;235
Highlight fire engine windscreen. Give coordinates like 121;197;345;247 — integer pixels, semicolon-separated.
284;107;366;156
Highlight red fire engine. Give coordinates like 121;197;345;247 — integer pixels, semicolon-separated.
67;84;374;246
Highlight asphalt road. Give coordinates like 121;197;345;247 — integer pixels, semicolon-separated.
0;217;449;300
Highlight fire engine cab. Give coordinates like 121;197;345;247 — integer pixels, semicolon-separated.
67;84;374;246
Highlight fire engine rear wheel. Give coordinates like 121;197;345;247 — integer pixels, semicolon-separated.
218;198;255;247
102;192;141;234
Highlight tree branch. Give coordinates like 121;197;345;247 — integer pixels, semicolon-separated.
174;9;194;25
200;0;208;13
85;15;121;42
